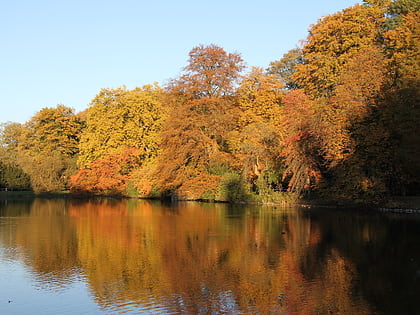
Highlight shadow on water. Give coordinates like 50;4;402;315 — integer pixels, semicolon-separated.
303;208;420;315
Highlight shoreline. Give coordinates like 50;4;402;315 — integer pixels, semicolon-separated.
1;191;420;213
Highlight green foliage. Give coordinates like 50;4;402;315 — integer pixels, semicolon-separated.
208;160;232;176
0;162;31;190
0;122;31;190
267;48;304;89
386;0;420;28
216;172;250;202
126;181;139;198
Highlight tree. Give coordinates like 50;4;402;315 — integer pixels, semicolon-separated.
70;148;141;195
153;45;245;199
168;44;245;98
17;151;68;192
155;97;235;199
0;122;30;189
293;4;386;98
0;122;22;153
267;48;303;90
236;67;284;127
16;105;83;192
280;90;322;194
317;46;394;201
77;84;166;168
229;67;285;194
319;45;390;165
384;10;420;194
19;105;82;156
385;0;420;28
0;161;31;189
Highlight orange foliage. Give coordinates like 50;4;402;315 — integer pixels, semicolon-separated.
281;90;322;193
169;44;245;98
293;3;386;98
70;148;141;195
156;96;238;198
320;45;389;164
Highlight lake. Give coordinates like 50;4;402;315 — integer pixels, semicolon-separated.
0;198;419;314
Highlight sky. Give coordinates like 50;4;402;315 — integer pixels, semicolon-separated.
1;0;360;124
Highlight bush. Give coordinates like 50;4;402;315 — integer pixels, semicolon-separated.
216;172;250;202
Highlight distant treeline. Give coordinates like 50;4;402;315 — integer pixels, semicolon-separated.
0;0;418;204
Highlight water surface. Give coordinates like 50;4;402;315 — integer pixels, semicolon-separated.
0;198;419;314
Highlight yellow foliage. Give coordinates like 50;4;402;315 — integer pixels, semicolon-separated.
385;11;420;88
294;4;386;98
237;67;284;128
18;104;82;157
77;84;166;168
319;45;389;165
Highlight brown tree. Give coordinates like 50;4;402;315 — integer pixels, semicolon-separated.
168;44;245;99
153;45;245;199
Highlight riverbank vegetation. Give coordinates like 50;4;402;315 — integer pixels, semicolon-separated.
0;0;418;206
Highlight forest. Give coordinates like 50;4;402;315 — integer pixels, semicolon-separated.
0;0;419;205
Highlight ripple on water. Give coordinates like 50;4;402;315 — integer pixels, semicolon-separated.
102;294;177;314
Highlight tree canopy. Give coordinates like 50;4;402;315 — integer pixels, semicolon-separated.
77;84;166;168
1;2;418;203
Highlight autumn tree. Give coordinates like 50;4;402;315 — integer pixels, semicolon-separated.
280;90;322;194
70;148;142;195
0;122;31;189
169;44;245;98
236;67;284;127
0;122;22;157
278;1;419;200
386;0;420;28
279;0;419;200
293;3;386;98
384;8;420;194
77;84;166;168
316;46;395;200
153;45;245;199
228;67;285;197
156;97;238;199
318;46;390;165
16;105;83;192
19;105;82;156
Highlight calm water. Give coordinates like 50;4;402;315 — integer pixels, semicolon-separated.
0;198;419;315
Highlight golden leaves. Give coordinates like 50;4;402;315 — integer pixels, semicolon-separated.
294;4;386;98
77;84;166;168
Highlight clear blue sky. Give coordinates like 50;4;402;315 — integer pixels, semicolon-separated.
1;0;360;124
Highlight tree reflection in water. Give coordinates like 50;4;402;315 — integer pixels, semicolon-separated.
1;198;419;314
